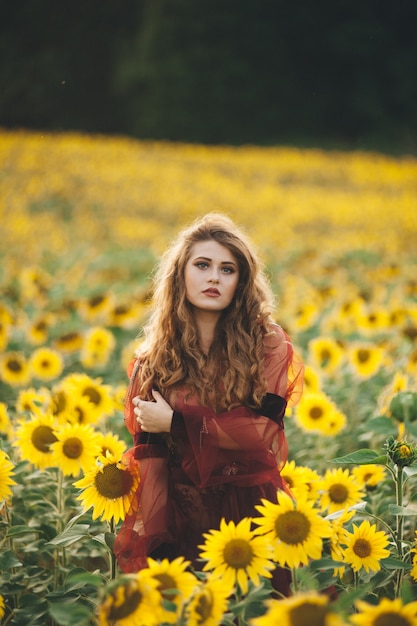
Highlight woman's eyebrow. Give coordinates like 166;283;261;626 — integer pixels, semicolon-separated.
193;256;237;266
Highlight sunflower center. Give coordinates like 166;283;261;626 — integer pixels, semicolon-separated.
155;573;179;599
310;407;323;420
63;437;83;459
320;349;331;363
108;587;142;620
95;463;134;499
223;538;254;569
7;358;22;372
31;425;57;452
357;349;370;363
275;510;311;544
352;538;372;559
289;602;328;626
374;614;411;626
82;386;101;405
328;483;348;504
194;590;213;623
89;295;105;308
41;359;51;369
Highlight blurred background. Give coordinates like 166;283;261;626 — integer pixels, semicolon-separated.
1;0;416;153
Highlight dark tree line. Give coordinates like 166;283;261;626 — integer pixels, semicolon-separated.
1;0;416;151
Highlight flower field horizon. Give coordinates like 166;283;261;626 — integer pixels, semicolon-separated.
1;129;417;625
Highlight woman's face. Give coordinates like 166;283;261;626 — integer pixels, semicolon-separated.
184;240;240;316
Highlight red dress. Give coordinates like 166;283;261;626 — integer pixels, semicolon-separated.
114;323;303;590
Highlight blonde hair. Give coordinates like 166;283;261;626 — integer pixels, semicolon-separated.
137;213;276;410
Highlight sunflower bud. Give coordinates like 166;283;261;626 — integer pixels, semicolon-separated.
385;435;417;467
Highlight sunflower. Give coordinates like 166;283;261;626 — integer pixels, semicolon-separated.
29;347;64;381
280;460;321;501
80;326;116;368
0;319;11;351
185;576;230;626
109;302;147;329
62;373;115;419
348;343;385;379
293;303;319;331
356;306;390;335
318;468;365;514
198;517;274;594
253;491;332;569
0;402;12;436
97;432;127;460
54;330;84;353
145;557;198;623
50;422;102;476
13;411;57;470
302;365;322;394
308;336;345;374
27;314;53;344
295;392;341;436
350;598;417;626
0;449;16;503
19;266;50;301
342;519;390;573
97;571;162;626
78;293;114;323
328;508;356;578
352;464;387;489
0;351;30;386
16;387;51;413
74;453;140;523
63;394;101;427
251;591;347;626
0;594;5;621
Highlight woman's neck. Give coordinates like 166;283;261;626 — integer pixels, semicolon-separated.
194;311;220;354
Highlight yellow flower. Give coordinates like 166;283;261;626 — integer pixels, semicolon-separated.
0;594;5;621
0;449;16;503
61;373;114;419
350;598;417;626
293;302;319;331
50;422;102;476
63;394;101;427
0;319;11;351
295;392;344;436
16;387;51;413
185;576;230;626
280;460;321;501
97;571;162;626
318;468;365;514
27;314;53;344
308;336;345;374
0;351;30;386
342;519;390;573
0;402;12;436
352;464;387;489
253;491;332;568
97;431;127;461
74;453;140;523
252;591;347;626
198;517;275;594
348;343;385;379
145;556;197;623
302;365;322;394
29;347;64;381
54;330;84;353
13;411;57;470
78;293;114;323
80;326;116;368
328;508;356;578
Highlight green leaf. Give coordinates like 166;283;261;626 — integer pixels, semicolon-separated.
46;524;91;548
0;549;23;570
48;601;94;626
329;449;387;465
381;557;412;571
6;525;37;537
308;558;345;571
388;504;417;516
64;569;104;592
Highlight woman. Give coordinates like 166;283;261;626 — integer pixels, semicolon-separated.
114;213;304;593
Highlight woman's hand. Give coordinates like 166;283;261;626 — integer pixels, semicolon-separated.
133;389;174;433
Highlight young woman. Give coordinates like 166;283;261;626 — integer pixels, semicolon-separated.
114;213;304;593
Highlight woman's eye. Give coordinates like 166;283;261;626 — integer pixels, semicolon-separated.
196;262;208;269
221;267;234;274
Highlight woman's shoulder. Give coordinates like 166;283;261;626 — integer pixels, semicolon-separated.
262;322;293;358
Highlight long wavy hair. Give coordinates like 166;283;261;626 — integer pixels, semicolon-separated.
136;213;276;411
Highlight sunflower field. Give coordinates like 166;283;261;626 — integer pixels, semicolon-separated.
1;128;417;626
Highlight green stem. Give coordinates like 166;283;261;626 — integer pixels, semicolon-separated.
395;465;405;597
109;517;117;580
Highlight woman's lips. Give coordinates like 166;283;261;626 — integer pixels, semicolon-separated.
203;288;220;296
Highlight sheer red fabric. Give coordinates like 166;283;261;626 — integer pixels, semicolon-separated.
114;324;304;586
